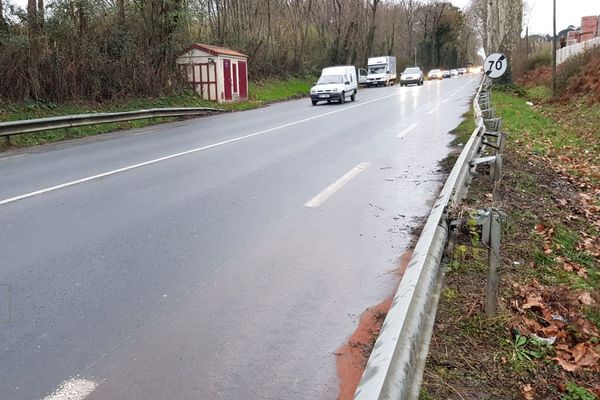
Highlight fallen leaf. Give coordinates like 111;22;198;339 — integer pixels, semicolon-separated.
522;384;534;400
577;290;595;306
572;343;600;367
554;356;579;372
523;295;545;310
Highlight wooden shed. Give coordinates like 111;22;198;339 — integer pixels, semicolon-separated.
176;44;248;103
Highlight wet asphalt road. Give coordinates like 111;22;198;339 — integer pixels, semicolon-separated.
0;74;480;400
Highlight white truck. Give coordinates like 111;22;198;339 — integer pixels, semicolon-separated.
366;56;397;87
309;66;358;105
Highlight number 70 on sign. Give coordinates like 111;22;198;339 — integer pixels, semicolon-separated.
484;53;508;79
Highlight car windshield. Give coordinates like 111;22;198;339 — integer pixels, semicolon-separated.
404;68;420;74
368;65;386;74
317;75;344;85
430;69;441;73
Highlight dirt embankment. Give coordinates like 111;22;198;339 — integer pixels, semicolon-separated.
520;48;600;104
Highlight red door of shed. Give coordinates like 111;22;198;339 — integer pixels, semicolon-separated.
238;61;248;99
223;58;232;101
232;63;238;94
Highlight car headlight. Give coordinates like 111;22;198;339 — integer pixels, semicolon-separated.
332;88;339;92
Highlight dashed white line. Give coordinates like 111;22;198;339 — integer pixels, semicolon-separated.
0;93;400;207
42;378;97;400
427;106;439;115
304;162;370;208
396;123;418;138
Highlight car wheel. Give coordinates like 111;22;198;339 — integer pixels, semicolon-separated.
350;90;356;102
311;100;318;106
340;92;345;104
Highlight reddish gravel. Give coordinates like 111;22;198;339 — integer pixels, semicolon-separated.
335;250;412;400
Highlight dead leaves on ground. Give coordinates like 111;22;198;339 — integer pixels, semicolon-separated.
512;280;600;374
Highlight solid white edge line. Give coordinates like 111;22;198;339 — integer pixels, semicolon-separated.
0;153;29;161
42;378;97;400
304;162;370;208
396;123;418;138
0;93;400;206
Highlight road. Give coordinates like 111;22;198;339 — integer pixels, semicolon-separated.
0;74;479;400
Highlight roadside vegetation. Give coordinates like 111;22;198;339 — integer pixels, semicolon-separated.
0;77;314;148
420;50;600;399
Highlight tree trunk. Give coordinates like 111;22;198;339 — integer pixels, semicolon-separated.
37;0;44;31
118;0;125;22
0;0;9;33
27;0;41;99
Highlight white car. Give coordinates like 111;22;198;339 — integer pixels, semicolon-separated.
450;69;459;77
428;69;443;80
310;66;358;105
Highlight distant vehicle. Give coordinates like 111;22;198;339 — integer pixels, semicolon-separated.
450;69;459;77
310;66;358;106
428;69;443;80
358;68;368;85
366;56;397;87
442;70;451;78
458;68;467;75
400;67;424;86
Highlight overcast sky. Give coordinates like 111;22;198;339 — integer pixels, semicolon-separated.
451;0;599;35
8;0;599;36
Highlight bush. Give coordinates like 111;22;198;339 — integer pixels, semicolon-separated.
527;49;553;70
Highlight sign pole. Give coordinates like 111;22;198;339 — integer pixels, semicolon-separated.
553;0;557;96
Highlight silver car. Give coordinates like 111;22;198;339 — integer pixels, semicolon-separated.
400;67;424;86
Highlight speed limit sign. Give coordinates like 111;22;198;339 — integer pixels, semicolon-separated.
484;53;508;79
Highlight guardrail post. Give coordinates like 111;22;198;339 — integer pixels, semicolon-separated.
483;208;504;315
3;136;10;146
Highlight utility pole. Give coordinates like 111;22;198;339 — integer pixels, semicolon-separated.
415;47;417;66
552;0;557;96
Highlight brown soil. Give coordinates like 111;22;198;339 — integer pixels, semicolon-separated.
335;250;412;400
522;50;600;105
518;66;552;88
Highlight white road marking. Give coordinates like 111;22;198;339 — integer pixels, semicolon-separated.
304;162;370;208
43;378;97;400
442;98;450;104
396;123;418;138
129;128;159;136
427;106;438;115
0;93;400;206
0;153;28;161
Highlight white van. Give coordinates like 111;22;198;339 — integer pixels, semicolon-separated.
310;66;358;105
366;56;397;87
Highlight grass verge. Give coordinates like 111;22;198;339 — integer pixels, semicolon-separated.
420;85;600;399
0;76;315;149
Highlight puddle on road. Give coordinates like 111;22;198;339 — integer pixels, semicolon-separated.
335;250;412;400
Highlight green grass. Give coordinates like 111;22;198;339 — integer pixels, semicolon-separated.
527;85;553;101
492;90;586;151
0;76;316;148
450;109;476;146
248;77;314;103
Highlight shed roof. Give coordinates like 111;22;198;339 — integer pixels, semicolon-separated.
184;43;247;58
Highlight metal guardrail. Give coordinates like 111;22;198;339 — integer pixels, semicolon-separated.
354;76;492;400
0;107;222;144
